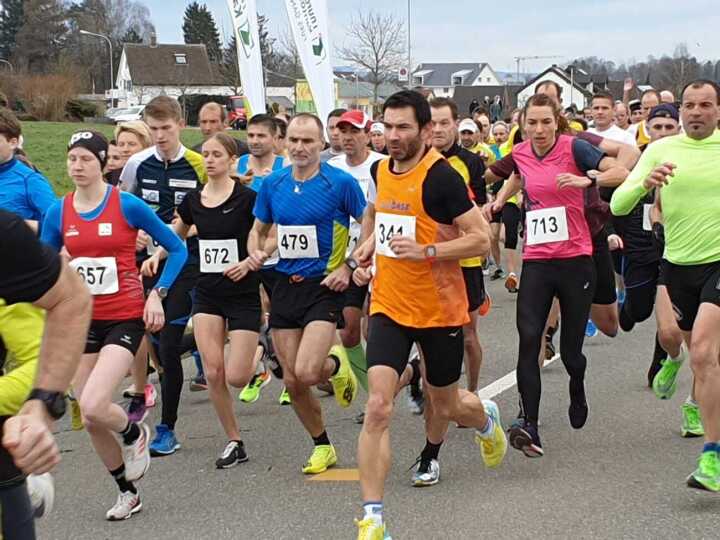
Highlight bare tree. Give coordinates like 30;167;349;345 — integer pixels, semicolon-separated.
337;10;406;111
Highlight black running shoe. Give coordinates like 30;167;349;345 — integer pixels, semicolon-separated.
568;377;588;429
508;419;543;458
215;441;248;469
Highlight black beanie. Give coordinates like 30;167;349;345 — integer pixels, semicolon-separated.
67;130;109;169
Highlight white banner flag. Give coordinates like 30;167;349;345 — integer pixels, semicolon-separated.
284;0;335;125
226;0;266;117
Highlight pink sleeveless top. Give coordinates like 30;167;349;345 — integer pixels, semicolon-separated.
513;134;593;260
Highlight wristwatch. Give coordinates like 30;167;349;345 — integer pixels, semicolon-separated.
587;170;599;187
26;389;66;420
153;287;169;299
344;257;359;271
424;245;437;262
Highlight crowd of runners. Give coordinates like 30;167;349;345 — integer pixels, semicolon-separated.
0;75;719;540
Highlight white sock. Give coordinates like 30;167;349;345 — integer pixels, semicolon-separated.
477;415;495;439
363;502;383;525
686;396;698;407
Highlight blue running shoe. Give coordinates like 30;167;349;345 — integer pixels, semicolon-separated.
149;424;181;457
585;319;598;338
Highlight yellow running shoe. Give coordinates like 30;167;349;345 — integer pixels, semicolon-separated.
70;398;83;431
355;518;390;540
329;345;357;408
474;399;507;468
302;444;337;474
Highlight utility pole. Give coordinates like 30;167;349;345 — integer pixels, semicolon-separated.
407;0;412;89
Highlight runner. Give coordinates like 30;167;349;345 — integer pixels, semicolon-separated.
327;110;385;400
0;210;91;540
487;93;622;458
41;130;188;519
369;122;387;155
660;90;675;104
120;96;207;457
144;132;260;468
319;108;347;162
628;90;661;148
192;101;249;156
614;102;631;131
248;112;364;476
353;91;506;539
105;140;124;185
610;80;720;491
429;97;489;396
0;109;57;233
236;114;288;405
589;92;637;146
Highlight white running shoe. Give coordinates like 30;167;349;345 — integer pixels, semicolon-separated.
105;491;142;521
122;422;151;482
26;473;54;517
412;458;440;487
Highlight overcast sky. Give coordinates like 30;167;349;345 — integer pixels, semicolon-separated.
143;0;720;73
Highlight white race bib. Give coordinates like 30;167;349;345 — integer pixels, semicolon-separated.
70;257;119;295
346;220;362;257
199;239;239;273
277;225;319;259
375;213;416;258
525;207;569;246
642;204;653;232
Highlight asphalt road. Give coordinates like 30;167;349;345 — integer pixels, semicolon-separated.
37;279;720;539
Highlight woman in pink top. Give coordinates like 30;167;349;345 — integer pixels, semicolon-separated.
486;93;617;458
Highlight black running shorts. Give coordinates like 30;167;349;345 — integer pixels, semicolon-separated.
85;318;145;355
269;276;345;330
665;260;720;332
462;266;486;312
366;313;463;387
192;288;261;332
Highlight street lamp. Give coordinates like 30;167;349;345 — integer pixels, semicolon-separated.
0;59;13;73
79;30;114;97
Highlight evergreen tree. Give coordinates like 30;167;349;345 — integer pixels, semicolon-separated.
182;1;222;62
0;0;24;59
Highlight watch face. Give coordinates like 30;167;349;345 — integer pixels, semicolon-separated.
426;246;437;258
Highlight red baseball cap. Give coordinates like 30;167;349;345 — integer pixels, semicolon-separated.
337;110;372;131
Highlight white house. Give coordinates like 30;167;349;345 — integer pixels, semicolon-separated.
411;63;501;98
516;65;593;110
114;40;236;107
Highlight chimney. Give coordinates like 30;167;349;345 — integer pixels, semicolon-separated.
150;32;157;48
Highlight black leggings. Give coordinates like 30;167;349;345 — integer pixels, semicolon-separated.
158;265;197;430
502;203;521;250
516;257;596;424
1;482;35;540
620;259;659;330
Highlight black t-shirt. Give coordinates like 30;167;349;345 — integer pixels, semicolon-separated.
0;210;61;305
370;152;474;225
441;144;487;206
176;182;259;295
192;138;249;158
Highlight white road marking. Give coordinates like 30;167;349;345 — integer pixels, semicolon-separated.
476;353;561;400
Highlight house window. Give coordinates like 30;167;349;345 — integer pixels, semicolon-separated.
486;77;491;82
452;76;462;86
174;54;187;65
124;80;132;92
413;76;423;86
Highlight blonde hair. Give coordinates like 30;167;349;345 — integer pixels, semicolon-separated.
114;121;152;149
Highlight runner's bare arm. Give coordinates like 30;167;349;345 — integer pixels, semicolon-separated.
598;138;640;170
353;202;376;264
246;219;273;270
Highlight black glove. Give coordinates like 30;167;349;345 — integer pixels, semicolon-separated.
652;222;665;253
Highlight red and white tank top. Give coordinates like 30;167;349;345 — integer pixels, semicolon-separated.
513;134;593;260
62;186;145;320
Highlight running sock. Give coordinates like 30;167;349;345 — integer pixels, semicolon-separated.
420;439;442;462
110;465;137;495
686;396;698;407
702;442;718;454
345;344;368;391
312;431;330;447
477;415;495;439
120;421;141;445
363;502;383;526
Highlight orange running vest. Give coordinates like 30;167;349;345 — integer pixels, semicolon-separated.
370;148;469;328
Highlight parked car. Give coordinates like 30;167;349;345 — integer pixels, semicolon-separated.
113;106;145;123
104;107;126;120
